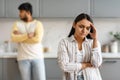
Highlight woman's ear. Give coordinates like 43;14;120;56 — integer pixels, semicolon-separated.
73;22;76;28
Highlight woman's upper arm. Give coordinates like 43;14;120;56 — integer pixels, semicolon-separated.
57;39;82;72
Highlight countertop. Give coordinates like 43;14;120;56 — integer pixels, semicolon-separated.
0;52;58;58
0;52;120;59
101;53;120;59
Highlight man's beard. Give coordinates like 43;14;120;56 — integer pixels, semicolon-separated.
20;15;28;22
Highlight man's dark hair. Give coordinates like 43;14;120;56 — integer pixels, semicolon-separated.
18;2;33;15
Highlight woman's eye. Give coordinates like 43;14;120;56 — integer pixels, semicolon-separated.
86;27;91;31
79;26;84;28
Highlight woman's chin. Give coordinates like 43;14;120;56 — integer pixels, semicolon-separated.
79;35;86;39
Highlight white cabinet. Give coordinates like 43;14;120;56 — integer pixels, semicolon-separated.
100;59;120;80
45;58;62;80
91;0;120;18
0;59;3;80
3;58;21;80
1;0;120;18
5;0;39;18
40;0;90;17
0;0;5;17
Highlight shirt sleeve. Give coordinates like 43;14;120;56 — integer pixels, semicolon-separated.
57;39;82;73
22;21;44;44
11;22;28;43
91;41;102;68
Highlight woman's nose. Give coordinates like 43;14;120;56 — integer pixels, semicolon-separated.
82;28;86;33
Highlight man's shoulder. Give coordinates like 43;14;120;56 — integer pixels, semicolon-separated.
12;20;23;28
15;20;23;23
35;20;42;24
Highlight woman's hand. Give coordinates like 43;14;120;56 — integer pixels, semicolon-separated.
89;24;97;39
89;24;98;48
82;62;92;69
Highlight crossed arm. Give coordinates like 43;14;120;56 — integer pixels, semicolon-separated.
58;39;102;73
11;22;44;44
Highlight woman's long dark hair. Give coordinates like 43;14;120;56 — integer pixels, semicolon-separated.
68;13;93;39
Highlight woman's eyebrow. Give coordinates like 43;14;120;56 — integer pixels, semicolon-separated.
79;24;91;28
79;24;84;26
86;26;91;28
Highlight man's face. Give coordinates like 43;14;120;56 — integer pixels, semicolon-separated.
19;10;28;21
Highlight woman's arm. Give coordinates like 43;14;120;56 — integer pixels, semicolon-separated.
89;24;102;68
57;39;93;73
57;39;82;73
91;40;102;68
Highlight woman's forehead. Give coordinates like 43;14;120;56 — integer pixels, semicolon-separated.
77;19;91;27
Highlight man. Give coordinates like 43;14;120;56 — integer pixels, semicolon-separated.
11;2;46;80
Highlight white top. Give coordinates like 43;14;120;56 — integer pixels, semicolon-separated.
57;35;102;80
76;50;83;63
16;20;44;61
76;50;83;75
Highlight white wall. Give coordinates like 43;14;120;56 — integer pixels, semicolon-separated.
0;18;120;56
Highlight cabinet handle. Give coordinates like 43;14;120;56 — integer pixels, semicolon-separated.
103;61;117;63
15;60;18;63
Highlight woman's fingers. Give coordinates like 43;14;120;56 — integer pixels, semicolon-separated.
90;24;96;32
82;62;93;69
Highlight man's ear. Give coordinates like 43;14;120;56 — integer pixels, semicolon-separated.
27;11;31;16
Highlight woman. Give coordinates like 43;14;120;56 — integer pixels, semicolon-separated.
57;13;102;80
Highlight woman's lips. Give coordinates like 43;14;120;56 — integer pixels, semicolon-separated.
81;34;86;36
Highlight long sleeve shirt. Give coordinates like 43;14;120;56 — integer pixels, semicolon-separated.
11;20;44;60
57;35;102;80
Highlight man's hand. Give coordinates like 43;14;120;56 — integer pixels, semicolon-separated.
13;30;21;35
28;32;35;38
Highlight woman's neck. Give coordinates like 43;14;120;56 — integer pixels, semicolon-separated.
74;34;84;44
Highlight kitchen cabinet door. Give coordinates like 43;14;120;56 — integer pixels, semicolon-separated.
3;58;21;80
99;59;120;80
45;58;62;80
5;0;39;18
0;0;5;17
91;0;120;18
0;59;3;80
49;79;61;80
40;0;90;17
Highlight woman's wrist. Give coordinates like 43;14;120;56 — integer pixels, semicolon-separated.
93;38;98;48
81;63;92;69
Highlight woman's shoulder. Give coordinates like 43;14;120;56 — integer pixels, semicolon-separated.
59;37;73;42
59;37;73;45
86;38;101;46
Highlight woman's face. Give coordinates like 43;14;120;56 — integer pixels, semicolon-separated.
73;19;91;39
